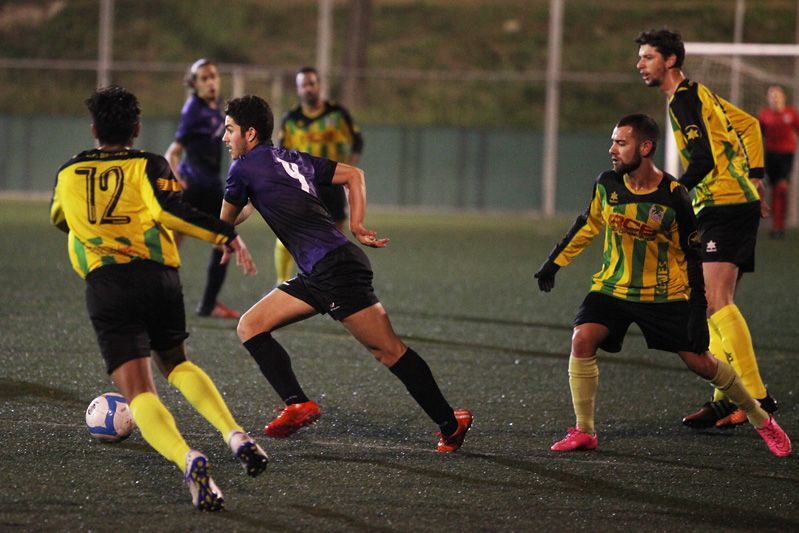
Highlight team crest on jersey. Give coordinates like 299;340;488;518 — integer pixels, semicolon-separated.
648;205;664;223
609;192;619;204
684;125;702;141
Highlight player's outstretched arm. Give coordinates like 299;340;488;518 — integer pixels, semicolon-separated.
534;179;605;293
332;162;388;248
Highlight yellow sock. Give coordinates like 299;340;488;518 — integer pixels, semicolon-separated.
712;304;767;399
709;359;768;428
568;355;599;434
129;392;190;471
274;239;294;284
708;318;729;402
168;361;242;439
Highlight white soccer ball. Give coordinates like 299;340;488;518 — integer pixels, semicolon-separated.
85;392;136;443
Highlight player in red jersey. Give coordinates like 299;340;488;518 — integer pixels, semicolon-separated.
758;85;799;238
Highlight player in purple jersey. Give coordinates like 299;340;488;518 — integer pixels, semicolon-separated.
219;95;472;452
166;59;239;319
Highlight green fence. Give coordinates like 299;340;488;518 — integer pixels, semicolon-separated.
0;115;622;213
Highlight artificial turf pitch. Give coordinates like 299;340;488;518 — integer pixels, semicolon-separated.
1;199;797;531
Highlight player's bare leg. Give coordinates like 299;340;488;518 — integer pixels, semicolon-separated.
237;288;317;341
340;303;406;366
342;303;471;452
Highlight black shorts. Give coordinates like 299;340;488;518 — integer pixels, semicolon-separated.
85;262;189;374
765;151;794;186
182;181;223;216
318;184;348;222
574;292;692;354
696;202;759;273
279;242;379;321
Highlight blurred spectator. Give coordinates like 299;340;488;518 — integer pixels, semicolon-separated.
758;85;799;238
273;67;364;285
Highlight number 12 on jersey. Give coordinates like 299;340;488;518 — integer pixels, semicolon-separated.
76;165;131;225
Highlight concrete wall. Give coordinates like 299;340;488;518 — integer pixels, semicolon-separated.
0;115;621;213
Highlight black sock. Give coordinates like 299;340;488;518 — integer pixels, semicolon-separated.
198;248;227;315
243;332;309;405
389;347;457;435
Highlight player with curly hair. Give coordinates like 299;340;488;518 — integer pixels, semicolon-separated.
51;86;268;511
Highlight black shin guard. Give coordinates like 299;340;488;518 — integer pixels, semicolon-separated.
243;331;309;405
389;348;457;434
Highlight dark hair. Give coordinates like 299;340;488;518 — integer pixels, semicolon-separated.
616;113;660;156
297;66;318;77
635;29;685;69
224;95;274;143
85;86;140;145
185;58;217;89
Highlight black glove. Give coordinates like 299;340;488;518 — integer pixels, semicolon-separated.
534;260;560;292
687;304;709;353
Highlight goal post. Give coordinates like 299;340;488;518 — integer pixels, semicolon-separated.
665;42;799;227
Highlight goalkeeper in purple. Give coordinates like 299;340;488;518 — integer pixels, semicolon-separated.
219;95;472;452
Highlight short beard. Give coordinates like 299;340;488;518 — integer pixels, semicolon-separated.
303;94;320;107
615;154;642;175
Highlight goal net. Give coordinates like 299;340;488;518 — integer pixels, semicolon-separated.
665;42;799;227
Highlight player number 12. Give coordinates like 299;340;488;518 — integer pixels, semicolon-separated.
76;165;131;225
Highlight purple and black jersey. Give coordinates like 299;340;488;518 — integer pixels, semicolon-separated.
225;144;349;274
174;94;225;188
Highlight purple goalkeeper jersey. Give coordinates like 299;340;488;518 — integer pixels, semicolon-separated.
224;144;349;274
174;94;225;188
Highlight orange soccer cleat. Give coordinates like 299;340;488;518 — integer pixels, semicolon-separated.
263;400;321;438
436;409;473;453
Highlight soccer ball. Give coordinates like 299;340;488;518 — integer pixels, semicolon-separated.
85;392;136;443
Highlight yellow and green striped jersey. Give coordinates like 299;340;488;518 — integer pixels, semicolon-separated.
549;171;703;303
669;79;763;213
278;101;363;163
50;149;236;279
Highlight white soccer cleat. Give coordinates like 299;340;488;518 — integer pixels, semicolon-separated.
184;450;224;511
227;430;269;477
